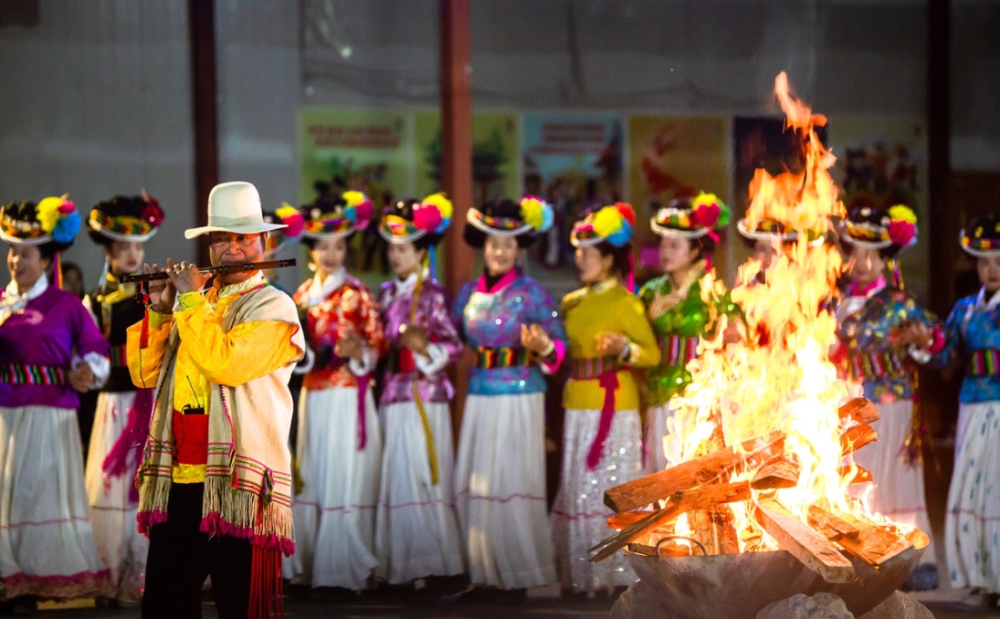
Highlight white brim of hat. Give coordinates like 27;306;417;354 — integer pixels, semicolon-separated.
378;226;427;245
89;219;159;243
0;229;53;246
466;208;534;238
650;218;709;239
184;221;286;239
736;218;798;242
960;245;1000;258
840;235;893;250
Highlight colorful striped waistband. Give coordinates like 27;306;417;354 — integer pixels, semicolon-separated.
850;351;904;381
109;344;128;367
660;335;699;367
967;349;1000;377
472;346;532;369
0;363;67;385
570;356;623;380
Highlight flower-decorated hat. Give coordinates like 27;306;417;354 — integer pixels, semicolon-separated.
302;190;374;240
651;192;730;239
262;204;305;258
570;202;636;248
88;191;165;244
737;217;800;243
960;213;1000;258
466;195;554;238
842;204;917;256
378;192;453;245
1;195;82;247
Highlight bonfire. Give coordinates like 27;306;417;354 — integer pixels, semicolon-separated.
590;72;928;593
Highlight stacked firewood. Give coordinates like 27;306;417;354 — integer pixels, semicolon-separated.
589;398;920;584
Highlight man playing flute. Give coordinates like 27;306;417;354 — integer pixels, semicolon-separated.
127;181;305;619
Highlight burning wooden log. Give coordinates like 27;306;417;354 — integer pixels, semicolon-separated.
838;397;880;425
590;482;751;562
753;498;856;583
807;504;860;540
840;423;878;457
751;455;801;490
824;511;915;571
603;431;786;513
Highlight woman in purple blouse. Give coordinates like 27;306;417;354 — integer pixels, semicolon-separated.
452;197;566;603
0;198;111;606
374;195;465;593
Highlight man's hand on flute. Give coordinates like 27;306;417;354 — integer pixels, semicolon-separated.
166;258;212;295
142;262;177;314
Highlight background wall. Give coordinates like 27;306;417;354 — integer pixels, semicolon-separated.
0;0;195;285
1;0;998;301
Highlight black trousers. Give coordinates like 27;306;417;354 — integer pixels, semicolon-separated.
142;483;252;619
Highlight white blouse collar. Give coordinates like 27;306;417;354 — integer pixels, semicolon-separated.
307;267;347;306
4;273;49;301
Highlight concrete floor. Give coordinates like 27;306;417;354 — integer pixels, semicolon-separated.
24;590;1000;618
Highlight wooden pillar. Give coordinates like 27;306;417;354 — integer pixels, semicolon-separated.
440;0;474;296
440;0;474;432
189;0;219;266
926;0;950;315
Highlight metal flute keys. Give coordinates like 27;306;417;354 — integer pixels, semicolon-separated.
119;259;296;283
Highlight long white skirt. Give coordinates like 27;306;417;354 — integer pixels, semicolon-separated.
850;399;936;565
283;385;381;590
375;400;463;583
644;401;675;474
0;406;111;599
83;392;148;601
551;408;643;592
945;400;1000;592
454;393;556;590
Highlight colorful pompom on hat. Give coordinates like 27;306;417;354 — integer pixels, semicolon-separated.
960;213;1000;258
571;202;636;248
262;204;305;258
1;195;82;247
301;190;374;240
651;192;730;239
466;195;554;237
842;204;918;255
378;192;453;245
88;191;164;243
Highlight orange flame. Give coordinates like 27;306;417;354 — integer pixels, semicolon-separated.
660;72;894;551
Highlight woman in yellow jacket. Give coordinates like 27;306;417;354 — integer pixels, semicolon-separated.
550;202;660;597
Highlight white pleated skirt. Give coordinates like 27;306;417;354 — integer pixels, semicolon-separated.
0;405;112;599
551;408;643;593
283;385;381;590
83;391;148;601
375;400;464;583
644;401;676;474
945;400;1000;592
849;398;936;565
454;393;556;590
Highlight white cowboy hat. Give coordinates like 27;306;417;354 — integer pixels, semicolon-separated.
184;181;287;239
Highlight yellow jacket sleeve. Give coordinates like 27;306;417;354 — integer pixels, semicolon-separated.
622;295;661;368
126;311;173;390
172;295;303;387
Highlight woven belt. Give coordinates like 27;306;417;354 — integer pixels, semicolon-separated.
660;335;699;367
967;349;1000;377
109;344;129;368
0;363;67;385
473;346;532;369
570;356;623;380
850;351;903;381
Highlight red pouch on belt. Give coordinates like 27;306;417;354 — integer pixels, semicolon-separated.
172;408;209;465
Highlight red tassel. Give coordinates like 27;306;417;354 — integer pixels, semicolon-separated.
248;544;283;619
